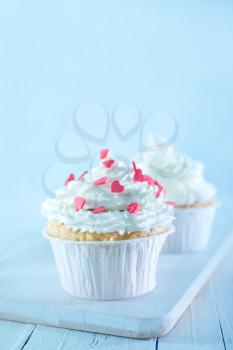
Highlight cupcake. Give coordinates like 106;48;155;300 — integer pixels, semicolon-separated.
137;138;217;253
42;149;174;299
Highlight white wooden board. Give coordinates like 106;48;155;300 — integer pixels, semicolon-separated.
0;229;232;339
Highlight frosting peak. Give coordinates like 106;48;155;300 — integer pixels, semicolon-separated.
137;138;216;206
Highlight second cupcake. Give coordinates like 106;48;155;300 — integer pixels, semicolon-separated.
137;138;217;253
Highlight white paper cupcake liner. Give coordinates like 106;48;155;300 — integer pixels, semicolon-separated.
162;204;218;254
43;228;173;300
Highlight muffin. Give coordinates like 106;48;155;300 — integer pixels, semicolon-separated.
42;149;174;299
137;138;217;253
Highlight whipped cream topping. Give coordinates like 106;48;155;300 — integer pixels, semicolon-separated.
137;138;216;206
42;150;174;235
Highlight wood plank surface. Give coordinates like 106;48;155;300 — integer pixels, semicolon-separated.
21;325;156;350
210;253;233;350
0;320;35;350
158;283;225;350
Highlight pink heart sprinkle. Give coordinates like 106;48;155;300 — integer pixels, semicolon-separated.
132;161;137;172
78;171;88;181
65;173;75;186
133;168;146;182
103;159;115;168
144;175;155;186
154;179;163;188
165;201;176;206
92;206;106;214
74;197;86;211
94;176;108;186
127;202;140;214
111;180;125;193
100;149;109;160
154;180;164;198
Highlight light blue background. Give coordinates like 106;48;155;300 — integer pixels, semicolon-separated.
0;1;232;237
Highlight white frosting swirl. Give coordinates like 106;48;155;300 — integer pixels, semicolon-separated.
137;138;216;206
42;153;174;234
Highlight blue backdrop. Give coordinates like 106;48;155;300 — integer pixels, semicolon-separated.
0;1;232;238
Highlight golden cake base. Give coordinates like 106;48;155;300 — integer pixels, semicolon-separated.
47;220;169;241
175;198;215;209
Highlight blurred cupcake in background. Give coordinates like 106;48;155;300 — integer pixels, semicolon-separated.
137;137;218;253
42;149;174;299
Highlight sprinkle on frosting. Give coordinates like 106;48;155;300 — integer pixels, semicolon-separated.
127;202;141;214
132;161;144;182
74;197;86;211
78;171;88;181
111;180;125;193
154;180;164;198
103;159;115;168
144;175;155;186
132;161;137;172
133;162;164;198
165;201;176;206
133;168;145;182
65;173;75;186
42;149;174;235
92;207;106;214
100;148;109;160
94;176;108;186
